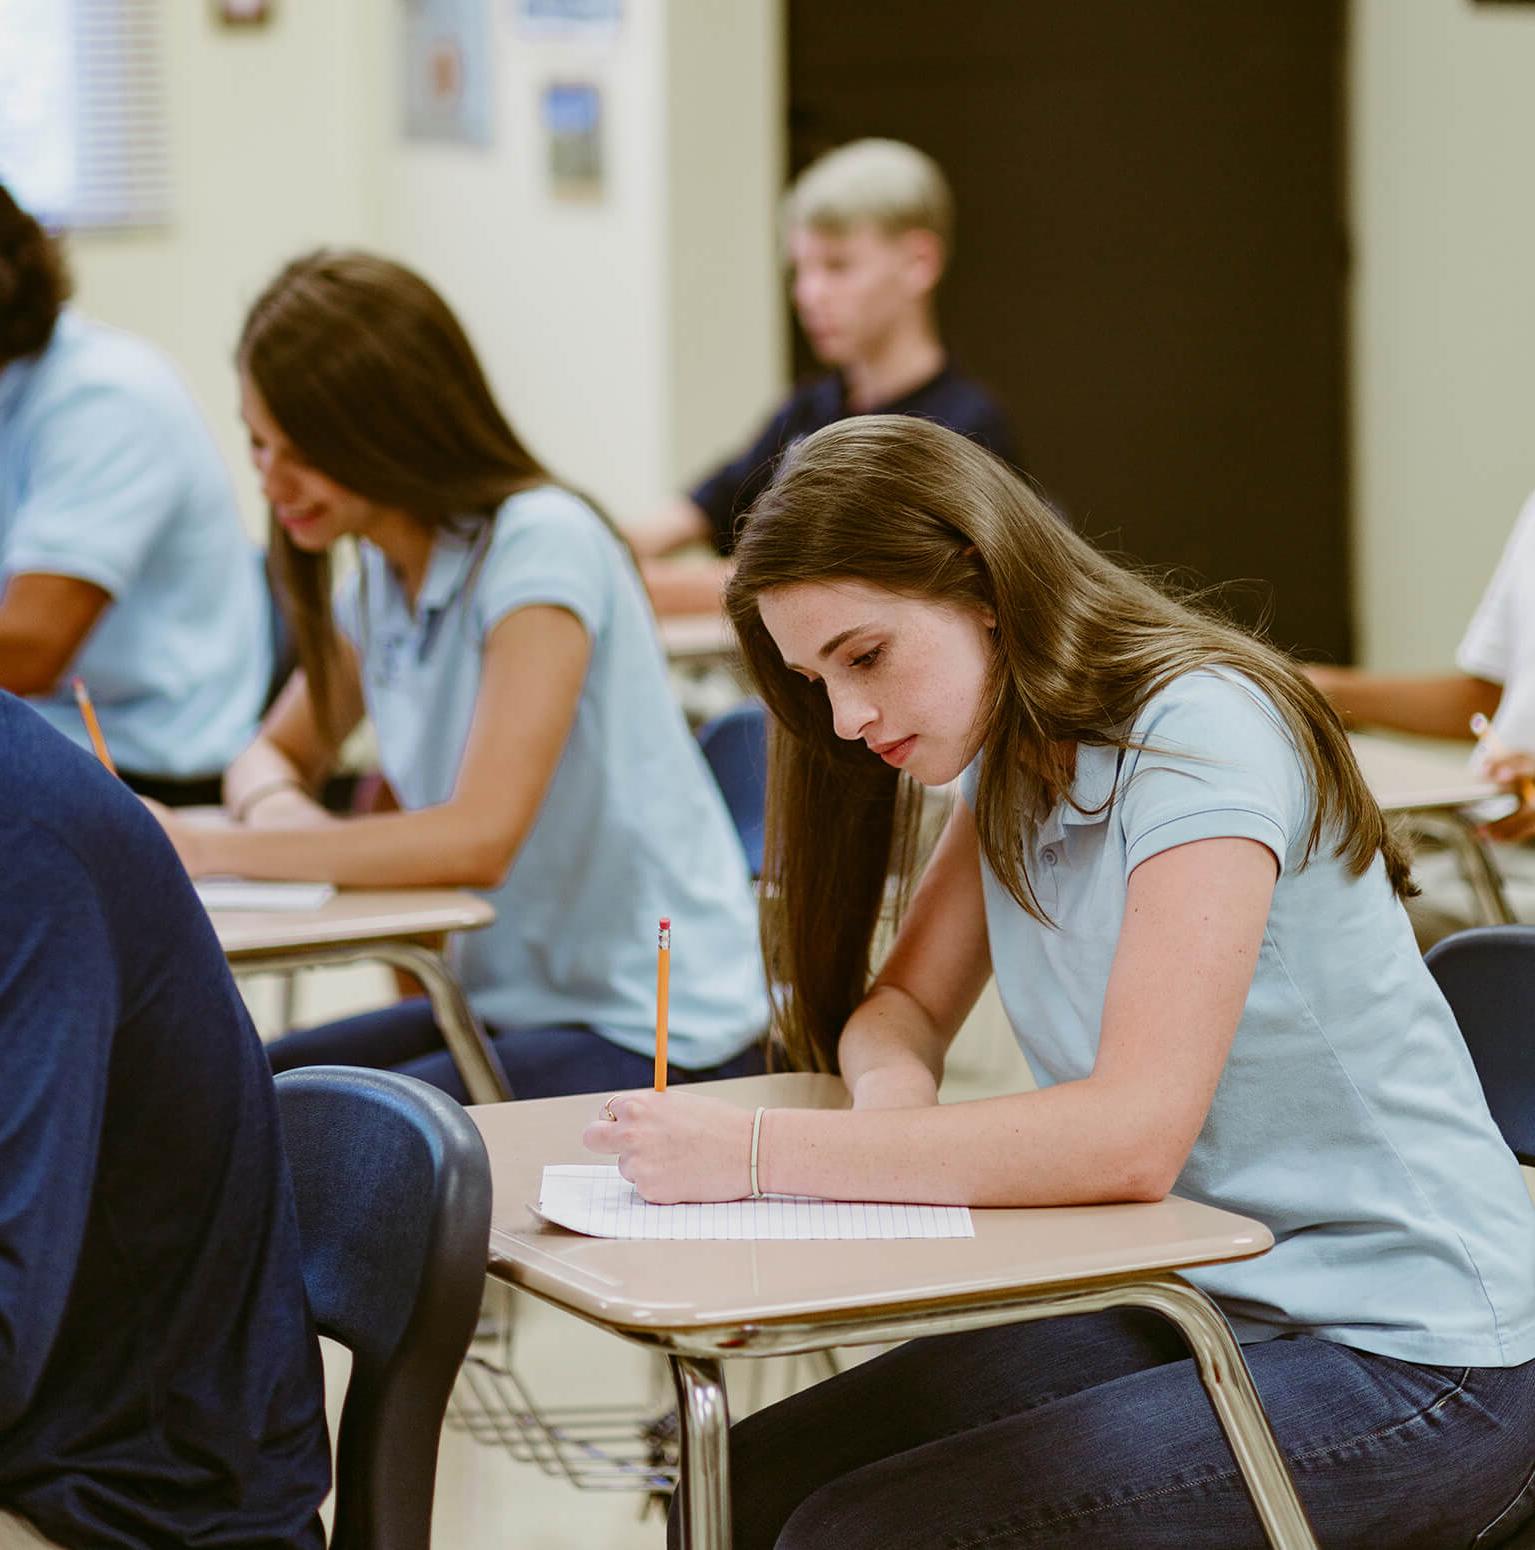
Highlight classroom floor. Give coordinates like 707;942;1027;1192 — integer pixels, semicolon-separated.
249;840;1535;1549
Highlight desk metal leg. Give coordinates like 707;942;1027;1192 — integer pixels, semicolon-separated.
231;942;512;1104
1406;811;1517;927
1129;1279;1318;1549
367;942;513;1104
669;1354;731;1550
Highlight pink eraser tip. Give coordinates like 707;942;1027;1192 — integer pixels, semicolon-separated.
659;916;670;930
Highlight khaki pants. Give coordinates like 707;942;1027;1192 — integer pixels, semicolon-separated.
0;1513;63;1549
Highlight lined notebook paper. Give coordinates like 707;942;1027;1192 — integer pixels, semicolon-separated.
195;879;336;912
535;1164;974;1240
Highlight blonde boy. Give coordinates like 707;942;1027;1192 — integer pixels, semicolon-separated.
629;139;1016;615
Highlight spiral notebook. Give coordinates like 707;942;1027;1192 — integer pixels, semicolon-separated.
535;1164;974;1241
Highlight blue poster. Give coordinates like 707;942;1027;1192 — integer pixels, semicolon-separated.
404;0;494;147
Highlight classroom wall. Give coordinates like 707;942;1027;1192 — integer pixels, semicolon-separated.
66;0;382;534
60;0;1535;667
373;0;786;519
1350;0;1535;671
65;0;784;535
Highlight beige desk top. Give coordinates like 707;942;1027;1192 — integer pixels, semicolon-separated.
469;1073;1273;1336
213;889;495;958
1350;732;1500;812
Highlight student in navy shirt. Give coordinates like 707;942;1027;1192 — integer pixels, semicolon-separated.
625;139;1017;614
0;696;328;1549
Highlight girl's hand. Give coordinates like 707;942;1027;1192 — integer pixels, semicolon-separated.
581;1091;755;1203
141;797;208;876
1481;753;1535;844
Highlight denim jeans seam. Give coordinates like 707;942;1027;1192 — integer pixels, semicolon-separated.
948;1369;1473;1548
1283;1367;1471;1470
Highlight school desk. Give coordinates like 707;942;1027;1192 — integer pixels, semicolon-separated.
1351;732;1515;924
469;1072;1318;1549
213;888;511;1103
659;611;736;665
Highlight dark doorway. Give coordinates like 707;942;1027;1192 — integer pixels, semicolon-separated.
789;0;1351;660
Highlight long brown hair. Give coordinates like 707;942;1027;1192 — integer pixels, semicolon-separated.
726;415;1415;1074
238;249;552;745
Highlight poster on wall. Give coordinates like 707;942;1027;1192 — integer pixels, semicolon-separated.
403;0;494;146
542;82;602;200
515;0;620;37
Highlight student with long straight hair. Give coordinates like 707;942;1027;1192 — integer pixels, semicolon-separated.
149;250;769;1101
586;417;1535;1548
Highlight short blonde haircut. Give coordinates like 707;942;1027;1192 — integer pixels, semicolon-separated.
781;138;954;252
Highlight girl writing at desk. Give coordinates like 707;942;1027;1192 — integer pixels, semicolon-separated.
590;418;1535;1548
149;250;768;1101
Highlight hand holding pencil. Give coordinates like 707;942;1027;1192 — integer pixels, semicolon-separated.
1470;712;1535;843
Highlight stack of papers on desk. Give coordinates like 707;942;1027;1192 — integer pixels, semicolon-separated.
195;878;336;912
536;1164;974;1240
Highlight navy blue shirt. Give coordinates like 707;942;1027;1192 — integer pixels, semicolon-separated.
689;363;1018;554
0;698;329;1548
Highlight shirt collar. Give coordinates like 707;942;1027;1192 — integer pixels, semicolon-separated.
416;524;479;615
1060;741;1123;827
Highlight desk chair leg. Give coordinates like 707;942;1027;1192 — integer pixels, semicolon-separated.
371;942;513;1104
1131;1279;1319;1549
669;1354;731;1550
1407;812;1517;927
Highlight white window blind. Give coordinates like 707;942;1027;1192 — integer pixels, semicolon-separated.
0;0;170;229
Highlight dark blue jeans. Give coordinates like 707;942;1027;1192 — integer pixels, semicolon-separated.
265;996;766;1103
684;1309;1535;1549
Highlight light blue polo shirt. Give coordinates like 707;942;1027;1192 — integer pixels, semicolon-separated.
0;311;270;776
334;485;770;1068
961;667;1535;1366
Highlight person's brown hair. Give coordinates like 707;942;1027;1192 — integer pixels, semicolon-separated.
239;249;559;746
0;183;72;366
725;415;1416;1074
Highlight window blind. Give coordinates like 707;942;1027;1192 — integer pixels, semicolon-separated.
0;0;171;230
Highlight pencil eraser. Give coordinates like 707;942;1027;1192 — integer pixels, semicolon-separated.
659;916;670;930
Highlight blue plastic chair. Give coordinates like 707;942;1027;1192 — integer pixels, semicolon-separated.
275;1066;493;1550
697;698;768;878
1423;925;1535;1165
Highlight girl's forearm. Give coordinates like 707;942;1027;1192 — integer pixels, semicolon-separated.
187;804;514;890
837;985;948;1104
758;1080;1172;1207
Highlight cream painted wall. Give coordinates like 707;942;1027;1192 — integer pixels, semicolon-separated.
66;0;382;536
1350;0;1535;670
375;1;785;518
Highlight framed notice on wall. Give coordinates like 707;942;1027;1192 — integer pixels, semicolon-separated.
542;81;602;200
403;0;494;146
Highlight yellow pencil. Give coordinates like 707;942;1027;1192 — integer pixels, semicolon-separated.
655;917;671;1092
71;677;118;776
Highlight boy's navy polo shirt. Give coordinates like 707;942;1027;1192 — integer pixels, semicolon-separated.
0;697;329;1548
689;362;1018;555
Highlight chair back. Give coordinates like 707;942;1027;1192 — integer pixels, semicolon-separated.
1423;925;1535;1164
275;1067;492;1550
697;698;768;877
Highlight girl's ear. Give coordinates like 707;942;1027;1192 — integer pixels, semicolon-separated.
981;605;997;632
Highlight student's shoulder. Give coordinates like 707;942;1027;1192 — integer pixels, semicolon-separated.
24;315;190;446
490;483;615;557
1129;666;1295;757
924;368;1014;449
0;699;173;893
